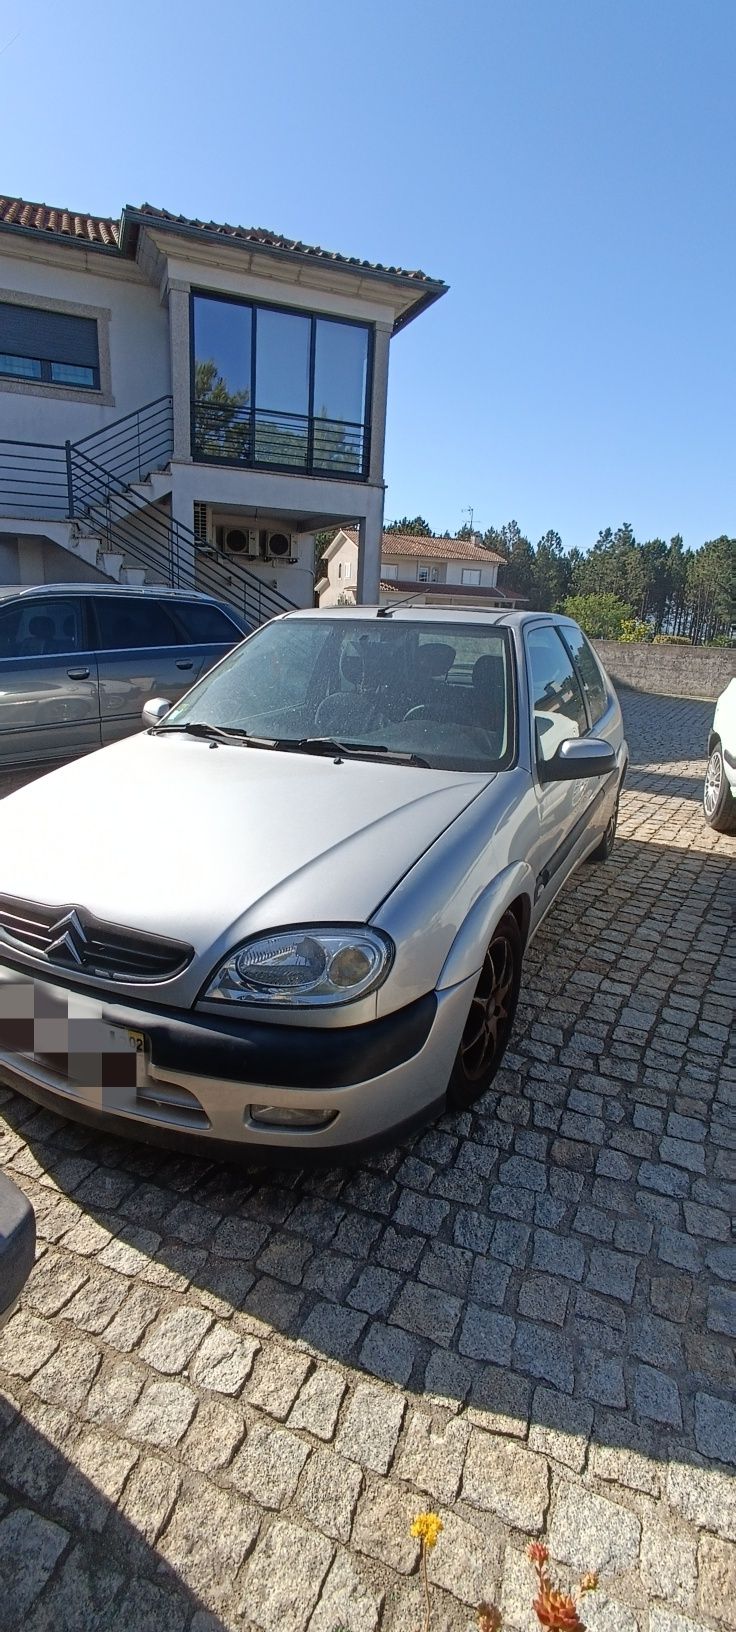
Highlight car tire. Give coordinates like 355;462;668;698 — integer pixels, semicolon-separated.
446;911;523;1111
703;741;736;833
586;791;620;863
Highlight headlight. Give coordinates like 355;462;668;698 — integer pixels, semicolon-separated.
203;927;394;1007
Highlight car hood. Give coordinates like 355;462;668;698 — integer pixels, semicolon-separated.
0;733;491;951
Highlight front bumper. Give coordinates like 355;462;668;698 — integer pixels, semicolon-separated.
0;961;476;1154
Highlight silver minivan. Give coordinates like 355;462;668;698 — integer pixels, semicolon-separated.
0;584;248;770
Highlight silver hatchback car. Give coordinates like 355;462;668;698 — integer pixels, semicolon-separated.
0;583;247;770
0;608;627;1156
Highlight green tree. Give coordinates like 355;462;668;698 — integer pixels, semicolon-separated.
684;536;735;643
533;530;570;610
193;360;250;460
561;593;633;639
384;516;434;536
497;520;537;602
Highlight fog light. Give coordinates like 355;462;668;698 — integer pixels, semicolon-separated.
248;1104;336;1130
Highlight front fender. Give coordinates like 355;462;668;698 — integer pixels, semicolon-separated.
437;861;534;991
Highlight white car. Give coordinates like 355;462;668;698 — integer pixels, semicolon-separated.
0;609;627;1157
704;677;736;833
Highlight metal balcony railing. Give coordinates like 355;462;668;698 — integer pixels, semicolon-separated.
193;401;368;478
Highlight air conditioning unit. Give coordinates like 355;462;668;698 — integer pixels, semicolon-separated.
264;530;297;561
216;526;259;557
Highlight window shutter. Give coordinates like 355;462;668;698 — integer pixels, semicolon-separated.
0;303;99;368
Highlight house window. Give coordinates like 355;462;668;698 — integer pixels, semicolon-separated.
192;292;372;478
461;568;481;585
0;302;100;389
382;564;398;579
418;567;429;582
343;561;352;580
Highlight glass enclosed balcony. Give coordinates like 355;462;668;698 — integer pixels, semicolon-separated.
191;293;372;479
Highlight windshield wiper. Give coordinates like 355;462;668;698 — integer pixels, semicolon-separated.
152;722;275;747
293;737;430;768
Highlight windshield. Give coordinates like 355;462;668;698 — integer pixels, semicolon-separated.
158;617;515;773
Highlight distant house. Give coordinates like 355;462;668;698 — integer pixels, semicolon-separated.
317;529;526;609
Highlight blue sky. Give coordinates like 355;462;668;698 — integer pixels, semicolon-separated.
2;0;734;550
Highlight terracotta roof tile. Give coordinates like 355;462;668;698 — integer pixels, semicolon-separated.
0;194;443;290
346;529;505;566
132;203;439;283
0;195;119;247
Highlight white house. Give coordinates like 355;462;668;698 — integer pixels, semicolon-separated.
317;529;525;609
0;196;446;623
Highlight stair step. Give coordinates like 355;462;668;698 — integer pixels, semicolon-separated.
98;550;125;581
71;536;104;567
119;567;147;585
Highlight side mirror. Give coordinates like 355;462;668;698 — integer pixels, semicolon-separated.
142;697;172;729
539;736;616;783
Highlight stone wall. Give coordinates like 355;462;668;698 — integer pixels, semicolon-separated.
593;641;736;700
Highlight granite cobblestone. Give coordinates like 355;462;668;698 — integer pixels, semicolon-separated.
1;691;735;1629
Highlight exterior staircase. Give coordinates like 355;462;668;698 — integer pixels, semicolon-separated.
0;396;298;627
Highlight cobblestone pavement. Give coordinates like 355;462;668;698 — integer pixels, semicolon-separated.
0;690;734;1632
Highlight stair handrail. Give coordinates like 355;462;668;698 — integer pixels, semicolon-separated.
68;445;298;623
2;405;301;625
71;394;173;451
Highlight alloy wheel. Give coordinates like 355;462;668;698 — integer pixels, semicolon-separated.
704;750;722;818
459;930;517;1082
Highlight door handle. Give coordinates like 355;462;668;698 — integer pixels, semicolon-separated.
176;660;194;671
67;667;90;680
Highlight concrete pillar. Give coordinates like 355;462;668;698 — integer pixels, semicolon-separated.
167;283;192;463
356;510;383;605
169;481;196;590
368;323;391;485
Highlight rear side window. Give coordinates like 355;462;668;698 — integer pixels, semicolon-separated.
561;625;609;725
93;598;182;651
526;624;588;763
0;597;83;658
174;602;242;645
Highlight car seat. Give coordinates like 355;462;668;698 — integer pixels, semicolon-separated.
18;615;55;657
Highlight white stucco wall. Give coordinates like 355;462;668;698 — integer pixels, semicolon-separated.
445;560;498;586
319;535;359;606
0;242;170;443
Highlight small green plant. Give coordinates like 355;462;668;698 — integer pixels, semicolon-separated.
652;632;691;644
561;593;633;640
618;617;650;643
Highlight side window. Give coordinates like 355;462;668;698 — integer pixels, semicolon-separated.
0;598;82;657
526;625;588;764
0;604;22;658
93;598;182;651
174;602;242;645
560;625;608;725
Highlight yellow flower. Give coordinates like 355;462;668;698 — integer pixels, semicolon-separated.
411;1512;444;1551
579;1575;598;1596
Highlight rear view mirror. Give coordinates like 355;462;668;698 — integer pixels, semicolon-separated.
142;697;172;728
539;737;616;783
